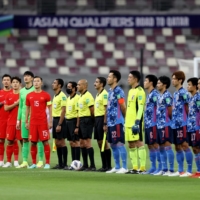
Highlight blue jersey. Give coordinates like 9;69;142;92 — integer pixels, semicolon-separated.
187;92;200;132
171;87;189;129
107;86;125;127
156;90;173;129
144;89;159;129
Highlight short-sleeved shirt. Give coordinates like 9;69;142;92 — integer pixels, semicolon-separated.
94;89;108;117
125;86;146;127
26;91;51;125
0;89;12;121
144;89;159;129
107;86;125;127
171;87;189;129
156;90;173;129
4;92;19;125
78;90;94;117
187;92;200;132
52;91;67;117
66;94;79;119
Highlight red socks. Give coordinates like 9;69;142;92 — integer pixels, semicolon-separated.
31;145;37;164
44;144;50;164
13;140;19;161
6;145;13;162
0;142;5;161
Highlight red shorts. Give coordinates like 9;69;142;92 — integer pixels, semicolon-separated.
6;125;22;141
29;124;50;142
0;120;7;139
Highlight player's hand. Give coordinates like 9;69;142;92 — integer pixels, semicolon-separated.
103;125;108;132
16;121;20;130
74;128;79;135
132;120;140;135
48;122;52;129
15;100;19;106
56;125;61;133
25;122;29;130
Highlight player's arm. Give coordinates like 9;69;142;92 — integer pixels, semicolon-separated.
87;94;95;118
117;92;126;117
4;100;19;111
136;91;145;122
89;106;94;117
166;96;173;119
25;106;30;129
17;92;23;121
58;106;66;125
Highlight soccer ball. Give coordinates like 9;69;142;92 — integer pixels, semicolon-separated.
70;160;83;170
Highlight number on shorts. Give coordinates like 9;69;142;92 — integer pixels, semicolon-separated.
162;130;165;138
112;131;117;138
177;130;183;138
150;132;153;139
191;133;196;141
42;130;48;138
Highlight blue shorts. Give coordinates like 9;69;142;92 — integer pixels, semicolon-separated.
173;126;187;145
145;126;157;145
188;131;200;147
157;126;173;145
108;124;125;144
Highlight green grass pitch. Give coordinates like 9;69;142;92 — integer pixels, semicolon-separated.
0;140;199;200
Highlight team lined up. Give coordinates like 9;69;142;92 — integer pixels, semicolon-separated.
0;70;200;177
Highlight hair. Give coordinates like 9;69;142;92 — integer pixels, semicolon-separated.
2;74;11;80
56;78;64;88
130;71;141;82
97;77;106;87
145;74;158;88
34;76;43;81
158;76;171;89
172;71;185;85
23;71;34;77
11;76;21;83
109;70;121;82
187;77;198;89
68;81;77;91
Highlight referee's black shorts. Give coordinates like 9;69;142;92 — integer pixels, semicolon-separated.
79;117;94;139
94;116;104;140
66;118;79;141
52;117;67;140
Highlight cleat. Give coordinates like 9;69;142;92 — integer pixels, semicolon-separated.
51;164;63;170
0;161;4;167
2;162;12;168
106;167;120;173
190;172;200;178
78;166;88;171
36;161;44;168
63;166;69;170
14;161;19;167
154;170;165;176
116;168;128;174
44;164;50;169
162;171;172;176
67;166;74;170
126;169;139;174
138;170;146;174
28;164;37;169
84;167;96;172
97;168;107;172
179;172;192;177
143;168;156;175
16;161;29;168
168;171;183;177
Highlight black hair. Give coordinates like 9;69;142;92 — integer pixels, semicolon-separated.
34;76;43;81
158;76;171;89
109;70;121;82
56;78;64;88
2;74;11;80
187;77;198;89
145;74;158;88
97;77;106;87
23;71;34;77
130;71;141;82
11;76;21;83
68;81;77;91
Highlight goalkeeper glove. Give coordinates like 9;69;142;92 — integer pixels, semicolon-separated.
132;120;140;135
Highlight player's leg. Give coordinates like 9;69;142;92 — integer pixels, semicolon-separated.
153;143;162;173
43;140;51;169
79;139;88;170
13;129;22;167
3;140;14;168
36;141;44;168
191;144;200;178
85;138;96;171
0;120;7;166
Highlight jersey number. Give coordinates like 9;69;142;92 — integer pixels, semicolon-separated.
191;133;196;141
42;130;48;138
112;131;117;138
162;130;165;138
150;132;153;139
34;101;39;107
177;130;183;138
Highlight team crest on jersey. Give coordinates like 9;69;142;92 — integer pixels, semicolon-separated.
131;95;134;100
86;99;90;104
138;96;142;100
103;94;107;99
62;97;66;101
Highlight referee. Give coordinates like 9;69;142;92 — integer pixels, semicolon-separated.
52;78;68;170
76;79;96;171
94;77;111;172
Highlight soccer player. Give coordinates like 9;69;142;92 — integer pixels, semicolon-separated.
3;77;22;167
155;76;175;176
16;71;44;168
143;74;161;174
125;71;146;174
76;79;96;171
94;77;112;172
170;71;193;177
52;79;68;169
186;78;200;178
25;76;52;169
65;81;80;163
105;70;127;174
198;78;200;92
0;74;12;166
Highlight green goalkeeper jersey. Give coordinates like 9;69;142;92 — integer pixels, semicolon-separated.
17;85;35;122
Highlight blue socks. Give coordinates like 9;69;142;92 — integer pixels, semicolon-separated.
155;148;162;171
111;145;120;169
149;149;156;171
176;150;184;172
195;153;200;172
118;145;127;169
160;146;168;171
165;146;174;172
184;148;193;173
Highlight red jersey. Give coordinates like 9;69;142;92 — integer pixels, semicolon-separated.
26;91;51;125
0;89;12;121
4;92;19;125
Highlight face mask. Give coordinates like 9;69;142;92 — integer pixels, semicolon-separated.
66;88;72;94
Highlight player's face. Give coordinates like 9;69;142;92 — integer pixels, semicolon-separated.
107;73;115;86
172;75;179;87
157;80;164;92
33;78;42;89
24;75;33;84
187;81;195;93
198;80;200;91
127;74;135;86
77;81;84;93
144;78;150;89
94;78;101;90
11;79;20;90
52;80;59;90
2;77;11;88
